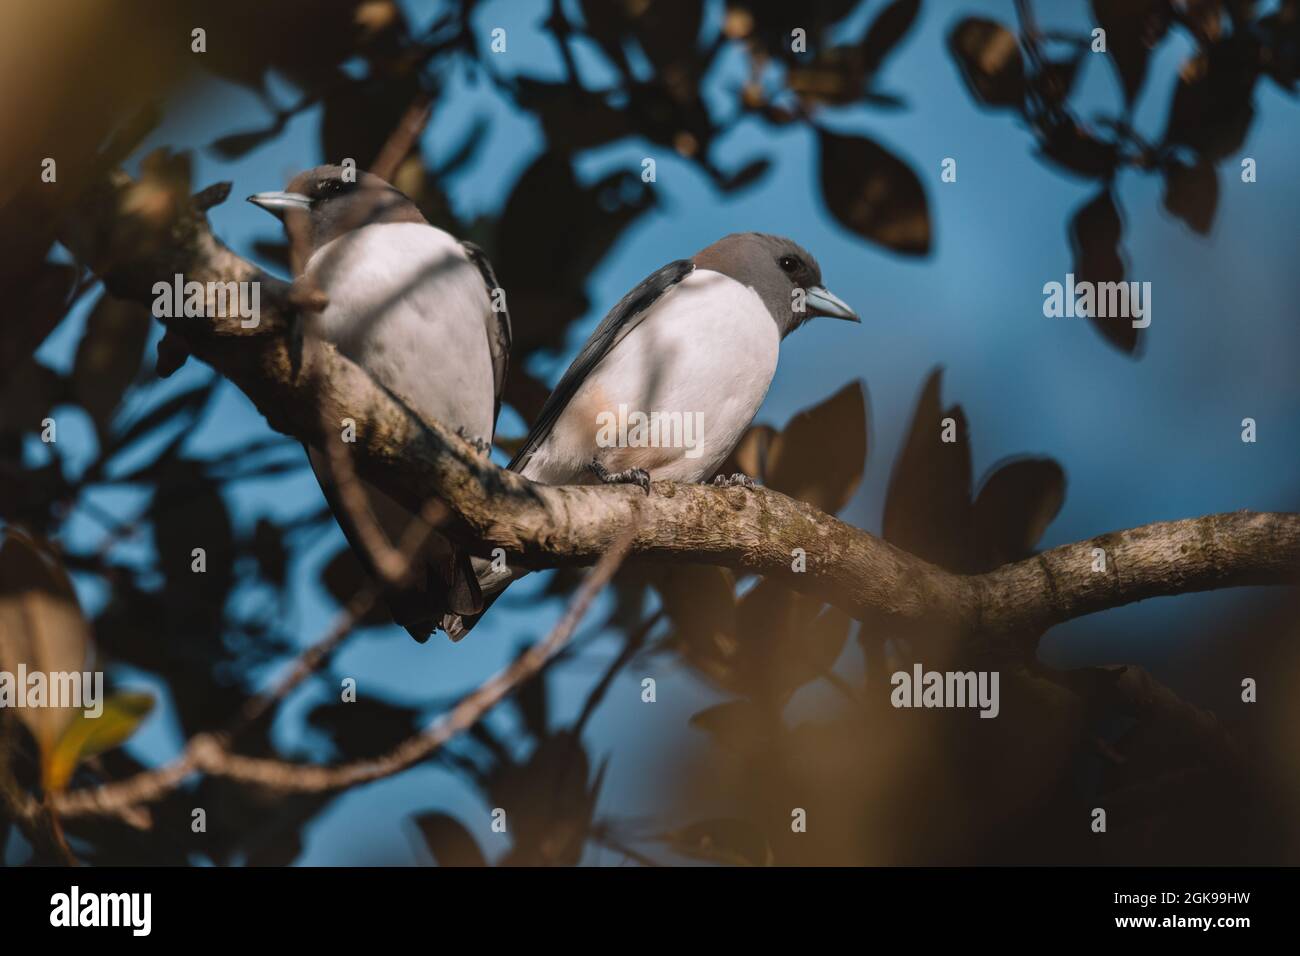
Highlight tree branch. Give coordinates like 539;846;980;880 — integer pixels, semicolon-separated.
58;166;1300;648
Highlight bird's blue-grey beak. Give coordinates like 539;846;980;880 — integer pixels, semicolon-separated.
247;191;312;218
805;285;860;322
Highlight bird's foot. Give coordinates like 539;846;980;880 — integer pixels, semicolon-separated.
712;472;758;490
589;458;652;495
456;427;492;457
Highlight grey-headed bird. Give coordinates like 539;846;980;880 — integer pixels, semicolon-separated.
249;165;511;643
447;232;857;638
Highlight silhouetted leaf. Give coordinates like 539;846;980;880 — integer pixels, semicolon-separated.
1033;56;1083;109
883;369;973;572
413;812;487;867
819;129;929;254
1163;46;1258;160
656;564;740;691
250;238;291;273
717;157;772;193
150;465;235;636
1091;0;1171;105
764;380;868;513
72;293;150;440
0;359;63;436
690;699;768;755
736;580;850;701
661;817;773;866
1162;158;1219;235
970;458;1066;569
209;126;283;159
3;264;76;381
513;645;550;739
106;383;212;458
1069;190;1138;355
859;0;921;74
251;518;287;586
321;546;392;626
308;697;420;755
948;18;1025;108
1036;116;1119;180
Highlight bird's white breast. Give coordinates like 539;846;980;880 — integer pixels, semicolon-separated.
525;268;780;484
305;222;496;443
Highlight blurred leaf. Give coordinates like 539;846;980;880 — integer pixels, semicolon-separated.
513;645;550;739
209;126;283;160
1163;45;1258;160
320;71;426;168
43;692;154;792
250;239;291;273
491;733;601;866
818;129;929;254
496;151;656;362
1091;0;1171;105
736;580;850;701
1;264;76;382
433;115;491;178
661;817;773;866
71;293;151;440
1035;116;1119;180
150;464;236;635
948;18;1025;108
883;369;974;572
1068;189;1138;355
0;359;63;436
1033;56;1083;109
413;812;487;867
107;383;211;458
252;518;287;586
1162;158;1219;235
655;565;740;691
321;546;391;626
970;458;1066;569
859;0;921;74
690;699;769;755
717;157;772;193
0;529;92;760
307;697;419;755
765;380;868;514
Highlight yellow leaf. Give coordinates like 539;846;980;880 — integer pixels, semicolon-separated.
43;692;155;793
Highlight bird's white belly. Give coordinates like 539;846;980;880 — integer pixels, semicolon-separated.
525;269;780;484
305;222;496;443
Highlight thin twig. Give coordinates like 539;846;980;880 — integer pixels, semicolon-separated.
40;522;639;819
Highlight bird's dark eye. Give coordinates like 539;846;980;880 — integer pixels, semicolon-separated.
779;255;800;274
316;179;345;197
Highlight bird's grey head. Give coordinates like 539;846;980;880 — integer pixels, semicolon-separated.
247;165;425;268
693;232;860;337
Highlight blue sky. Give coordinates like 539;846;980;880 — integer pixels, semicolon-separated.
25;0;1300;864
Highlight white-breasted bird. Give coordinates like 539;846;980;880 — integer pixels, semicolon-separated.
249;165;511;643
446;231;858;638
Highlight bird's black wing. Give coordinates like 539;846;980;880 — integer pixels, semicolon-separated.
507;258;695;473
460;240;513;436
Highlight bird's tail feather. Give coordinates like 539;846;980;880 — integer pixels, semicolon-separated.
441;558;527;640
307;444;480;643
